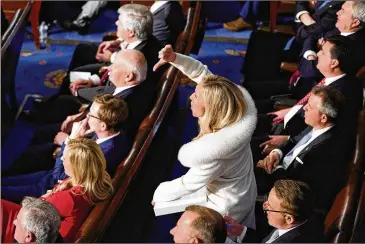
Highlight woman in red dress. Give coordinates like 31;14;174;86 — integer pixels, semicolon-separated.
1;138;114;243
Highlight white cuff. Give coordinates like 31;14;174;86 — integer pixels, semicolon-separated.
89;74;101;86
110;51;118;63
303;50;317;60
271;149;283;161
237;226;248;243
295;10;310;23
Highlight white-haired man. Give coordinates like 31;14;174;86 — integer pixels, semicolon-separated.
2;197;61;243
60;4;162;95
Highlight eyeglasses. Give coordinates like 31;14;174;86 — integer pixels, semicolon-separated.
262;194;296;216
87;113;102;121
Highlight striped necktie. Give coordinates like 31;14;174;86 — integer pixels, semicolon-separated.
274;78;326;125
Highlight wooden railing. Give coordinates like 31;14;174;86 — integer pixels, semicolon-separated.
76;2;203;242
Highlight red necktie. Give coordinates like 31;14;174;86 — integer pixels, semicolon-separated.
289;69;301;86
273;78;326;125
98;71;109;86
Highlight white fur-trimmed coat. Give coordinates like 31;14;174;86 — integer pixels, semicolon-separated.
153;54;258;228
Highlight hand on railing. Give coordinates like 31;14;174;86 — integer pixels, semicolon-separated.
153;45;177;71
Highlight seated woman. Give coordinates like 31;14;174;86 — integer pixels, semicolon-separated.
152;45;258;228
2;94;129;203
1;138;114;243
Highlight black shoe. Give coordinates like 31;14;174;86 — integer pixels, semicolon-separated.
59;20;90;35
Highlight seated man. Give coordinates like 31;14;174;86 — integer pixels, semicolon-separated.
255;36;363;158
171;205;227;243
150;1;185;47
23;49;153;149
257;86;347;211
284;1;342;62
225;180;324;243
2;94;130;203
59;3;161;95
296;0;365;97
1;197;61;243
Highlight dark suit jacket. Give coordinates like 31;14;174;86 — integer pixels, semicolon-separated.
273;126;346;211
240;218;324;243
261;219;324;243
153;1;185;47
294;1;342;43
1;7;9;35
283;74;363;139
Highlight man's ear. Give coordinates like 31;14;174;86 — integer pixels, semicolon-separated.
125;72;136;84
24;231;36;243
128;29;136;38
352;18;361;29
320;113;328;124
330;59;339;69
189;237;200;243
285;214;295;226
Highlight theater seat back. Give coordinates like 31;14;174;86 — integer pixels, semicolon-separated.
324;108;365;242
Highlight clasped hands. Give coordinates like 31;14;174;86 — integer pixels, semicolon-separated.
257;151;280;174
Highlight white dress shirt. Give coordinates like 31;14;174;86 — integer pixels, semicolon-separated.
96;131;120;144
272;126;333;171
283;73;346;127
109;39;143;64
150;1;169;13
112;85;136;96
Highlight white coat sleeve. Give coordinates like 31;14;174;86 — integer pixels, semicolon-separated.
153;159;225;202
169;53;213;84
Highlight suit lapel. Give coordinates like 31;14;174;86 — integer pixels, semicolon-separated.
296;127;334;158
152;2;168;15
114;86;134;99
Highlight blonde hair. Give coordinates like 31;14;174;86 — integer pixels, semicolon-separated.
196;75;247;139
55;138;114;204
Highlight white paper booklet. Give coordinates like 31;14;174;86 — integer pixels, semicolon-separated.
70;71;91;83
154;188;208;216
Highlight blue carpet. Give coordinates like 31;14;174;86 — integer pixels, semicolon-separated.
205;22;253;39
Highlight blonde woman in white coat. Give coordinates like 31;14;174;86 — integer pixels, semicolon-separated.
152;45;258;229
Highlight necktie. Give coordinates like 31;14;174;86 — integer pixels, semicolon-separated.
98;71;109;86
282;130;313;169
266;230;279;243
274;78;326;125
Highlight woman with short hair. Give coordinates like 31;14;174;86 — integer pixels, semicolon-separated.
152;45;258;228
2;138;114;243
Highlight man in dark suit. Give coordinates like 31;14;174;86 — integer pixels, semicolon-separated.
151;1;185;47
283;1;342;62
256;36;363;152
23;48;154;161
294;1;342;42
58;3;162;95
2;94;130;203
257;86;347;212
225;180;324;243
296;1;365;97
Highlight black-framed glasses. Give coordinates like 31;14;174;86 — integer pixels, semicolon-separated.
262;194;296;216
87;113;102;121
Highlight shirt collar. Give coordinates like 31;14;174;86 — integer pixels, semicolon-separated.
150;1;169;13
96;131;120;144
112;85;137;96
278;220;308;237
341;32;355;36
121;39;143;50
324;73;346;85
311;125;333;138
